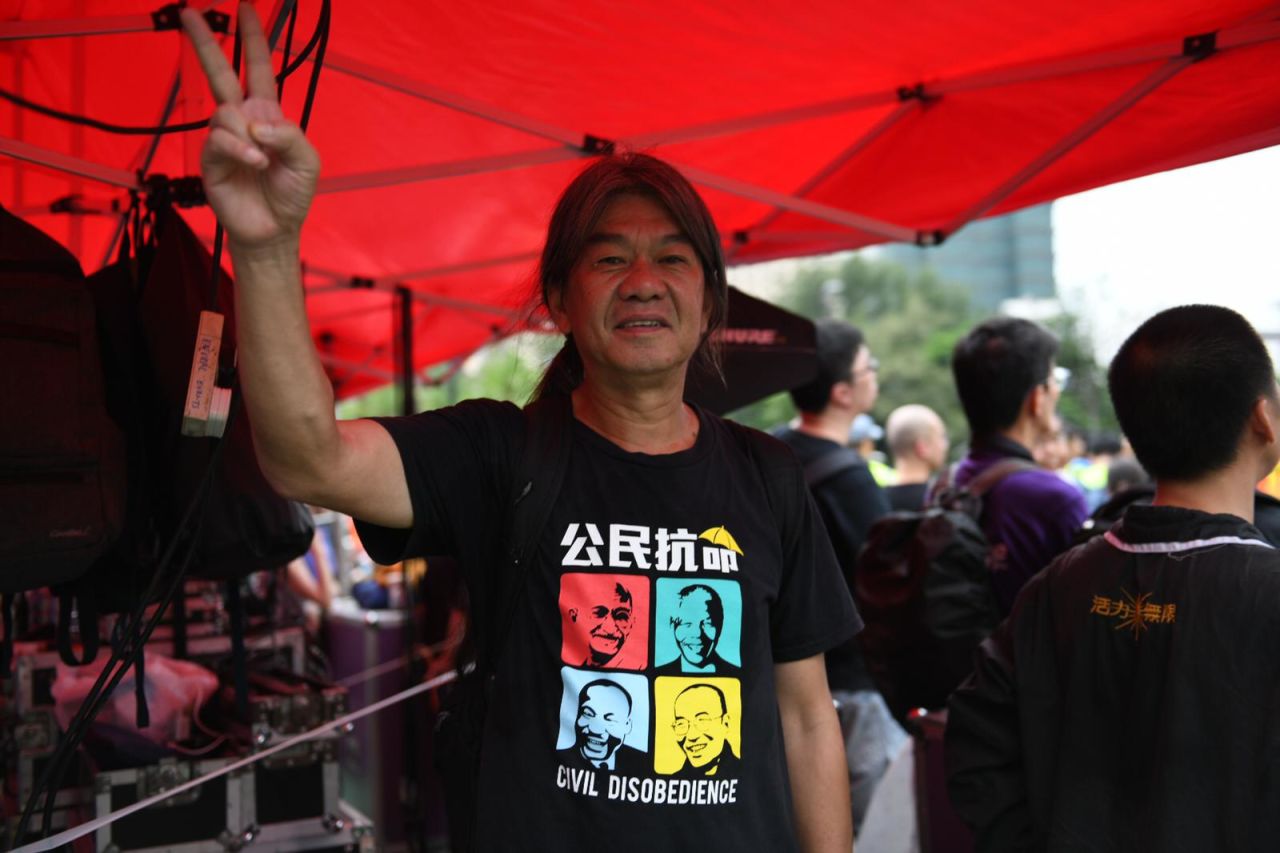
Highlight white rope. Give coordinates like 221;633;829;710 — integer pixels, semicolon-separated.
14;668;460;852
335;634;462;689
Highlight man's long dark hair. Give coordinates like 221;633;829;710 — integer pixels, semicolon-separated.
532;153;728;400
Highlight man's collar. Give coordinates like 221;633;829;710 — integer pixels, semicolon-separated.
970;433;1035;462
1109;503;1274;551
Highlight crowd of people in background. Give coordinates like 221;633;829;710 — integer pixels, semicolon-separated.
771;306;1280;850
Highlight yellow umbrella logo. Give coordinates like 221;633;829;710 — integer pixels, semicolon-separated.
698;526;744;555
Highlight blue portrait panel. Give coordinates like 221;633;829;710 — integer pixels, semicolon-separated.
653;578;742;675
555;668;650;773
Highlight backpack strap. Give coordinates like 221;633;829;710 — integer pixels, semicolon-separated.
479;393;573;674
723;419;802;545
964;458;1039;498
802;446;865;489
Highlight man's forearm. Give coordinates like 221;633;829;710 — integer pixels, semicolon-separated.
784;703;853;852
229;238;340;498
777;656;854;853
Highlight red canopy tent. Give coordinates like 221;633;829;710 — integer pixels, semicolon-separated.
2;0;1278;397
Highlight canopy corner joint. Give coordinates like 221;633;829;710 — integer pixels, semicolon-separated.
897;83;936;104
150;4;230;34
581;134;616;156
1182;32;1218;62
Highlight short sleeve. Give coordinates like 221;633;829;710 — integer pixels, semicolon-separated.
761;440;863;663
353;399;522;567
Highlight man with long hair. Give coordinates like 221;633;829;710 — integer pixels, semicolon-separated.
182;7;857;852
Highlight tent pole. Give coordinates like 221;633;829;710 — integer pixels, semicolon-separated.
10;47;24;208
67;0;88;258
728;99;920;261
0;135;138;189
99;67;184;268
316;147;581;194
0;15;156;40
396;285;415;416
304;19;1276;162
317;352;397;384
942;55;1194;236
671;160;917;243
319;50;582;147
305;278;528;322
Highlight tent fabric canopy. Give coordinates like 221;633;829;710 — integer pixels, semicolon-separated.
2;0;1278;397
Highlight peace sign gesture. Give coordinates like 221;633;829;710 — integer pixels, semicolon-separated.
181;3;319;250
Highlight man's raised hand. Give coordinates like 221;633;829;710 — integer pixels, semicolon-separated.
180;2;319;251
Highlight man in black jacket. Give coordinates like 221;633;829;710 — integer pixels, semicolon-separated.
946;304;1280;851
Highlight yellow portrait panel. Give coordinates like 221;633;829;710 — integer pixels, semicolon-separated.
653;676;742;776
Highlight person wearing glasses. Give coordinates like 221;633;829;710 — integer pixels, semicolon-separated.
568;579;636;669
672;684;740;778
775;319;900;833
949;317;1089;615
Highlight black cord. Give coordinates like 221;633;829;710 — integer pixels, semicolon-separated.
22;399;235;842
277;2;299;101
0;0;326;138
297;0;330;133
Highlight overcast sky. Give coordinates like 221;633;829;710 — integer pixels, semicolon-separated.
1053;145;1280;364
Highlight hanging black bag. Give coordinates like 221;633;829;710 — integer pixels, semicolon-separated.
0;205;126;594
137;203;313;581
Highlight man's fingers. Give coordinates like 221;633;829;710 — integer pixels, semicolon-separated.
238;2;279;102
206;126;269;170
210;103;251;141
249;120;317;171
180;7;243;107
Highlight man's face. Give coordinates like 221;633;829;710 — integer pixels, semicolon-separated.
1031;362;1064;440
549;193;709;388
846;345;879;416
575;684;632;762
583;589;633;662
671;589;720;667
921;416;950;472
673;686;729;769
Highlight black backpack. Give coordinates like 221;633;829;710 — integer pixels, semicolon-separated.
853;458;1034;721
0;205;127;595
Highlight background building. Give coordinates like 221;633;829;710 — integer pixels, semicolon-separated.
870;204;1056;312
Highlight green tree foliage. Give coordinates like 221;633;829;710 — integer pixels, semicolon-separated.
1044;313;1119;439
730;255;975;441
335;332;558;419
729;253;1117;452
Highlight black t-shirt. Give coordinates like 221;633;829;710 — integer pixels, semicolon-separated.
356;400;859;852
885;481;929;513
775;428;890;692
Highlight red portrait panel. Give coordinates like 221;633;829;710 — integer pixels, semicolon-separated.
559;573;649;671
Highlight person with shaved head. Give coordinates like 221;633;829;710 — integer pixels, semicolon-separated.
884;404;950;511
